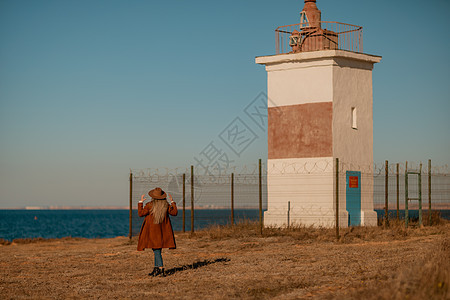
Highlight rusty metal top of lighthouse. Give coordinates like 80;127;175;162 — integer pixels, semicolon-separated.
276;0;363;55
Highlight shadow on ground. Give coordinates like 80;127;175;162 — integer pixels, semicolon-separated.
164;258;230;276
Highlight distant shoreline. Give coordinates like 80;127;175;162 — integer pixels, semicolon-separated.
1;205;449;210
0;206;263;210
0;206;130;210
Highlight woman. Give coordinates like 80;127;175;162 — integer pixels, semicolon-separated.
137;187;178;277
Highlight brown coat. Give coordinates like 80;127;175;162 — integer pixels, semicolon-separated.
137;201;178;251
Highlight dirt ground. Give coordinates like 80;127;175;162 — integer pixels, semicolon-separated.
1;222;449;300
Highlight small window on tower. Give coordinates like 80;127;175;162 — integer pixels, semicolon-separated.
351;107;357;129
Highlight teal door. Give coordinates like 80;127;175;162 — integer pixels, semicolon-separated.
346;171;361;226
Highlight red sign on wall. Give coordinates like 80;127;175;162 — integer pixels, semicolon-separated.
349;176;359;188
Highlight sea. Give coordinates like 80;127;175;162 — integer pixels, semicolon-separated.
1;209;449;241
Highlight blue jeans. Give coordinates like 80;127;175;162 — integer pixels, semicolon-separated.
153;248;163;267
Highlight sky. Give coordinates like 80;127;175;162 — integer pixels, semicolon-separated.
1;0;449;208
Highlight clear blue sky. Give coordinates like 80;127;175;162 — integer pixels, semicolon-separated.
1;0;449;208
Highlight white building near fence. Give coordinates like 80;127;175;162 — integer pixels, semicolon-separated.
256;0;381;227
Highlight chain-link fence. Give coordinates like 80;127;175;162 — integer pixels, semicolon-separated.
371;161;449;224
129;163;267;236
129;160;449;236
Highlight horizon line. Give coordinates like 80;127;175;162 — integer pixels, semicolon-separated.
0;205;265;210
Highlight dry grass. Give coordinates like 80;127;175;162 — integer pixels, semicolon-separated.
344;235;449;300
0;237;88;246
1;221;449;299
198;218;448;245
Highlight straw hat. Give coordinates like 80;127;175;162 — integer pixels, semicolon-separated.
148;187;167;200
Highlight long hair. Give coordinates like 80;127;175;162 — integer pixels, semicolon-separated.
150;199;169;224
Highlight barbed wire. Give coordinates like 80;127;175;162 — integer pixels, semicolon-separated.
131;161;449;178
268;160;333;174
371;162;449;175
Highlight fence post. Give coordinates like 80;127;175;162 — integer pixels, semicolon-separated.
231;173;234;226
287;201;290;229
428;159;432;226
396;163;399;221
129;172;133;240
191;165;194;234
419;163;423;227
182;173;186;233
405;161;409;228
335;158;339;240
385;160;389;228
259;159;263;235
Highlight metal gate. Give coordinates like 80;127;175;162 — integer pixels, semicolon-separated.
405;163;422;228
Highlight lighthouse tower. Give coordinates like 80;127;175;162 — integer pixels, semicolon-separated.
256;0;381;227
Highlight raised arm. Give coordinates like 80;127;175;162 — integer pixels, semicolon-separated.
138;194;150;217
168;193;178;216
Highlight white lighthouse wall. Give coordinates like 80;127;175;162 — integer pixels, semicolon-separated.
332;57;378;226
266;60;334;107
264;157;349;227
263;55;344;227
256;51;381;228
